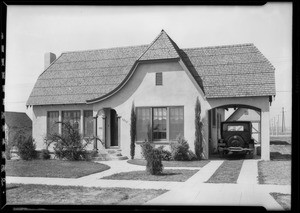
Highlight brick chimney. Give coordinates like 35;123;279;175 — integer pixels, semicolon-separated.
44;52;56;70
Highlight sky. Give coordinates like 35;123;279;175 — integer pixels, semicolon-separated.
5;3;292;128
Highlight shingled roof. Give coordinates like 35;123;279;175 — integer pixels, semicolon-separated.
26;30;275;106
180;44;276;98
5;112;32;129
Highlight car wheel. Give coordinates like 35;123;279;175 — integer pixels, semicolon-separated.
219;150;225;158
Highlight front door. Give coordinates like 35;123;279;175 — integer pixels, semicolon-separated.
110;109;119;147
104;108;119;148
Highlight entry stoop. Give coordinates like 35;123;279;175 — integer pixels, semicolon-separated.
93;149;128;161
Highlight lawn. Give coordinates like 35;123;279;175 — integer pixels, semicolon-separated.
206;160;244;184
257;161;291;185
102;169;199;182
270;192;291;210
127;159;210;167
6;184;167;205
5;160;110;178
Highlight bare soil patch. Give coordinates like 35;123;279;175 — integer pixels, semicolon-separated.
102;169;199;182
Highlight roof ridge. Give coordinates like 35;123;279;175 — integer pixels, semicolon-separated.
181;43;254;51
62;44;148;54
5;111;27;114
136;30;165;61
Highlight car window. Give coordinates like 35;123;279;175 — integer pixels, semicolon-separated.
227;125;244;131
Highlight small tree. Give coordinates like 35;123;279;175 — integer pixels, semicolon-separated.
194;97;203;159
141;140;163;175
45;121;93;161
130;102;136;159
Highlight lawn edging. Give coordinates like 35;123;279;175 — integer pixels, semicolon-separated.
127;159;210;168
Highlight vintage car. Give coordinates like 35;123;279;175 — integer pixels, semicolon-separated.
217;121;255;158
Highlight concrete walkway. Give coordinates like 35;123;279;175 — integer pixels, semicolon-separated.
6;159;290;210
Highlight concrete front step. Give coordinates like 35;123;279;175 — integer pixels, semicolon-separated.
93;155;128;161
93;149;128;161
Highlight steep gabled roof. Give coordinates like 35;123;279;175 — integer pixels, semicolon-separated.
26;30;276;106
5;112;32;129
138;30;181;61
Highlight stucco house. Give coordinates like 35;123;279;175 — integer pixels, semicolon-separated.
26;30;275;160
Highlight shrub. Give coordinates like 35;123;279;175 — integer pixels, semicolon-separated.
45;122;93;161
170;135;190;161
16;135;37;160
130;102;136;159
5;139;11;160
157;146;172;161
41;149;51;160
141;140;163;175
187;150;198;161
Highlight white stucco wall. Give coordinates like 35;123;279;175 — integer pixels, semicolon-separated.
32;104;93;150
210;108;225;154
92;61;210;159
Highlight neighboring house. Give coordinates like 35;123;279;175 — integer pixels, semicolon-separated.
226;108;261;144
26;30;275;160
4;111;32;145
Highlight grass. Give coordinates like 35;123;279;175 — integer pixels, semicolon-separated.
127;159;210;167
6;184;167;205
270;192;291;210
257;161;291;185
102;169;199;182
206;160;244;184
5;159;110;178
270;135;291;144
270;143;291;161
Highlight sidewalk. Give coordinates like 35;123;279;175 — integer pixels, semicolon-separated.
6;159;291;210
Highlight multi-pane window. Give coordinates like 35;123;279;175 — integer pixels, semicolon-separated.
156;72;163;85
47;111;59;135
169;107;184;140
136;108;151;141
153;108;167;140
62;111;81;132
136;106;184;142
84;110;93;137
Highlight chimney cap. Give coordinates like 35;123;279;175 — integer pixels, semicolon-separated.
44;52;56;70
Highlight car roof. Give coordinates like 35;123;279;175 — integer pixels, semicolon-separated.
221;121;252;124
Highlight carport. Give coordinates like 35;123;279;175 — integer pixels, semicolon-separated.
206;96;271;160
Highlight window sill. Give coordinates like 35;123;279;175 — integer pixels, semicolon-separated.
135;141;176;145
